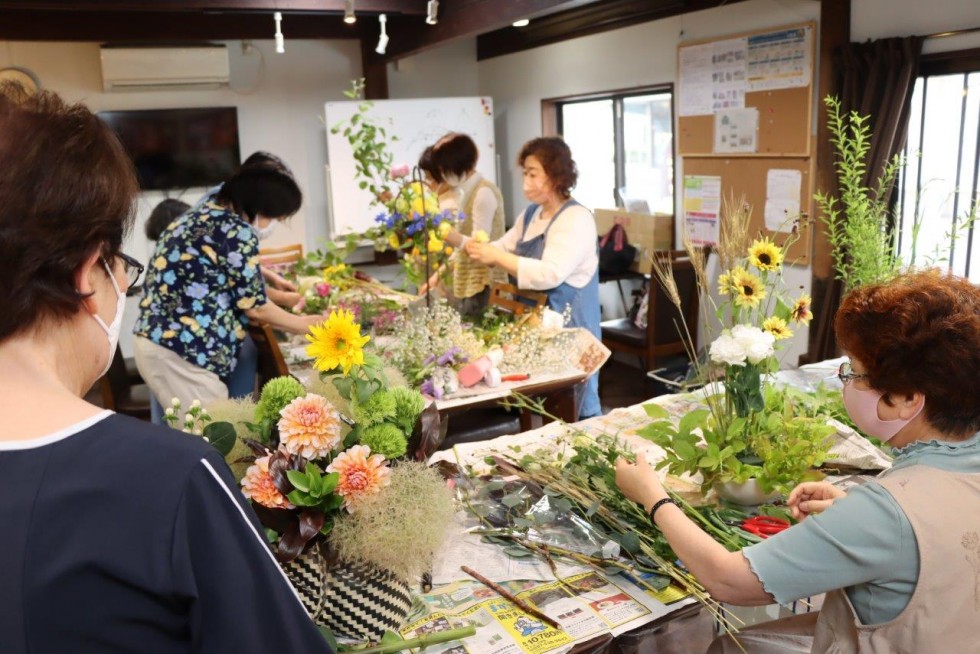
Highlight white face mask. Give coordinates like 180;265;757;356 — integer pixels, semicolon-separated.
256;220;278;241
443;173;462;188
91;259;126;378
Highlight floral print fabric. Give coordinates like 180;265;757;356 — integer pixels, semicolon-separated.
133;201;267;378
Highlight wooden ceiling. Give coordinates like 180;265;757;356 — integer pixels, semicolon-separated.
0;0;748;60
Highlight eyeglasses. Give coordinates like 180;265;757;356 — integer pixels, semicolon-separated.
837;361;868;385
105;252;145;297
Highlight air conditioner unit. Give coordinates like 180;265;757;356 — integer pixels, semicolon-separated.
100;45;230;92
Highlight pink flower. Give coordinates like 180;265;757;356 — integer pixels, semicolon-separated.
241;454;293;509
326;444;391;512
390;163;411;179
315;282;332;297
278;394;344;459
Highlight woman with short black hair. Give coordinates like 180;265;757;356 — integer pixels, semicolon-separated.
0;83;330;653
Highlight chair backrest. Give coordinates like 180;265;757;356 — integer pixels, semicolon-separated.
259;243;304;276
247;321;292;389
488;282;548;316
647;249;703;357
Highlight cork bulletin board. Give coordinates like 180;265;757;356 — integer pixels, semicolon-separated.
676;22;816;264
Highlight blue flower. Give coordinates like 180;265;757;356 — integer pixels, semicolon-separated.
167;250;181;262
216;293;230;310
196;353;207;366
192;299;203;312
162;270;176;285
227;251;243;267
196;314;212;329
217;325;228;338
186;282;208;299
150;326;162;341
179;330;194;344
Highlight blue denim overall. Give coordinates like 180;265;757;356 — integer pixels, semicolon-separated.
513;201;602;418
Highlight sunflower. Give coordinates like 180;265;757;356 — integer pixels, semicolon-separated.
717;270;738;296
791;294;813;324
748;238;784;271
305;309;371;374
732;268;766;308
763;316;793;340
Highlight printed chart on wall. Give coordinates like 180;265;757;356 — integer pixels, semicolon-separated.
682;175;721;246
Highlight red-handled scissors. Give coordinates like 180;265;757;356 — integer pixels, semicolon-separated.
741;516;791;538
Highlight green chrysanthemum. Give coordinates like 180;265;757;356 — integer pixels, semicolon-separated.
360;422;408;460
388;386;426;434
255;376;306;426
352;389;397;427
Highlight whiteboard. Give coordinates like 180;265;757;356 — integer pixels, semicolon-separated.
324;97;496;238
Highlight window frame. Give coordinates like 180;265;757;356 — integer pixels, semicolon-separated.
542;84;675;211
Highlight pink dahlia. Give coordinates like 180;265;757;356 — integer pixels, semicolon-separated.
278;394;343;459
241;455;293;509
326;444;391;512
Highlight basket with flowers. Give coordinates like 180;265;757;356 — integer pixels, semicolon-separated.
198;309;455;641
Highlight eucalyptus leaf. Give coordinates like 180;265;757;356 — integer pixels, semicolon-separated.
503;546;535;559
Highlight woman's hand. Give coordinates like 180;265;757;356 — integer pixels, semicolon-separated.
787;481;846;520
418;272;441;297
615;453;668;513
464;241;499;266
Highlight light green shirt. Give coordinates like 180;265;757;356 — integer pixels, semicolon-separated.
743;431;980;625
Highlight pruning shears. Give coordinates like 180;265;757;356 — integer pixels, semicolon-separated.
740;515;790;538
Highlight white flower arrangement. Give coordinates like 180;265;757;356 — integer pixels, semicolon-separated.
709;325;776;367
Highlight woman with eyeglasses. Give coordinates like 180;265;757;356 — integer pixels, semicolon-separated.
132;159;323;412
0;85;331;652
615;270;980;653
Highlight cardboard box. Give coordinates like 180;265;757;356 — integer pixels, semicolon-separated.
594;209;674;272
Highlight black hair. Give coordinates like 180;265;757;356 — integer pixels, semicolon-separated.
216;163;302;222
145;198;190;241
418;145;441;184
242;150;291;175
431;133;478;180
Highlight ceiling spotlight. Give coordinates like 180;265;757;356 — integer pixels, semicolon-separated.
376;14;389;55
426;0;439;25
512;19;530;27
344;0;356;24
274;12;285;53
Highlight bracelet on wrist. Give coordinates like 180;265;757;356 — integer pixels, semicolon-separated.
648;497;676;526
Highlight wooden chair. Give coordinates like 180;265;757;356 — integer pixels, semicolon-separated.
488;282;548;316
247;322;293;390
600;249;701;372
99;345;152;421
259;243;304;276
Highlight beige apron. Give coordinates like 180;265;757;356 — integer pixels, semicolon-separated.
452;178;506;299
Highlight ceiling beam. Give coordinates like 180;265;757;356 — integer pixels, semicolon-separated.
0;1;426;14
0;9;367;41
476;0;752;60
379;0;598;60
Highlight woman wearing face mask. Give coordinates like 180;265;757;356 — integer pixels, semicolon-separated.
615;269;980;653
0;84;331;653
417;133;508;315
133;161;323;412
464;137;601;419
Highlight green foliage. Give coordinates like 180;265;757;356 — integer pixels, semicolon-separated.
815;95;904;292
202;421;237;457
352;389;398;427
360;422;408;460
329;78;396;209
285;463;344;533
637;389;836;495
294;233;361;277
255;376;306;433
387;386;426;435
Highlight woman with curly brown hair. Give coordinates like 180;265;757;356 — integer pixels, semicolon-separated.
0;84;331;653
465;136;601;418
615;269;980;653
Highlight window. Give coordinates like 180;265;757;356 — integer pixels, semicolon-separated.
553;88;674;215
897;65;980;282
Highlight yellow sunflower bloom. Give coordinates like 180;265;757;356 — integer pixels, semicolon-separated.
763;316;793;340
732;268;766;308
305;309;371;375
748;238;784;271
717;270;739;296
791;294;813;324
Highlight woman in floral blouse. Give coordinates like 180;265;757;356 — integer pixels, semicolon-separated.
133;163;321;410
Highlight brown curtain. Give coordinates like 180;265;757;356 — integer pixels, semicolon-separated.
808;36;924;361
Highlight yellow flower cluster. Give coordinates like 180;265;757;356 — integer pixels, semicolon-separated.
305;309;371;375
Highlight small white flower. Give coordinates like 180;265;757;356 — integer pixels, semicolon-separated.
164;407;175;417
191;399;202;409
171;397;181;407
194;429;204;436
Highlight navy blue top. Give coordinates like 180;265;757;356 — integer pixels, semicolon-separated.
0;412;331;653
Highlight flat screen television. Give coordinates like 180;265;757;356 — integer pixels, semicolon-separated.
98;107;241;191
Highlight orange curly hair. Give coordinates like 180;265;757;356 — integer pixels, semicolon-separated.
835;269;980;436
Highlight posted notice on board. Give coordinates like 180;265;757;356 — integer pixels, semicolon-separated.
683;175;722;246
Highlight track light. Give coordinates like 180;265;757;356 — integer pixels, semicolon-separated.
344;0;356;24
274;12;285;53
426;0;439;25
513;19;530;28
376;14;389;55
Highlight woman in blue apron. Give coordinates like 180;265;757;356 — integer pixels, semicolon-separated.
465;137;602;418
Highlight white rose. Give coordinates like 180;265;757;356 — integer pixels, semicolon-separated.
731;325;775;364
709;332;747;366
540;308;564;332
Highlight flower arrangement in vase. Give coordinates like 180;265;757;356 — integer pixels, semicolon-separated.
638;196;835;500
